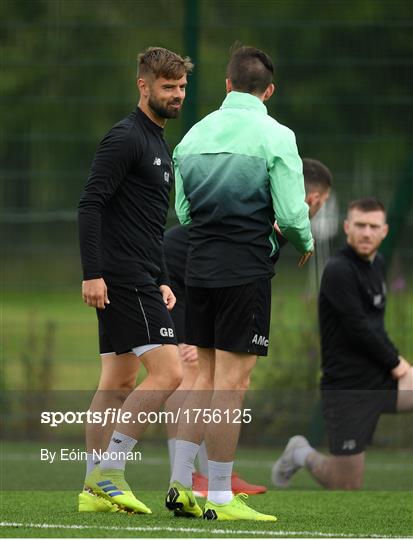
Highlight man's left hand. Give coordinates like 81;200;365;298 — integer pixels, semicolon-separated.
159;285;176;311
391;356;411;380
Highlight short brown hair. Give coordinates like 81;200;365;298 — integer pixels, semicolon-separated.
302;158;333;193
137;47;193;80
347;197;386;215
227;44;274;94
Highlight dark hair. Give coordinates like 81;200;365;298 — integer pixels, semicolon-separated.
137;47;193;79
302;158;333;193
226;43;274;94
347;197;386;214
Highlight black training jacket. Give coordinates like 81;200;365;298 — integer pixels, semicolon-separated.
319;244;399;389
163;225;287;291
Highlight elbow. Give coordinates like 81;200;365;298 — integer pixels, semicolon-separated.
78;201;104;214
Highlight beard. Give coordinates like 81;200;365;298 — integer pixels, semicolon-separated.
148;95;182;119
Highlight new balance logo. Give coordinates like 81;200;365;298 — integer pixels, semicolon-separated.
112;438;122;444
373;294;382;306
153;157;162;166
342;439;356;451
252;334;269;347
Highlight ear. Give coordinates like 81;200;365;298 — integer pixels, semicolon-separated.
263;83;275;101
226;78;233;93
306;192;316;206
137;77;149;97
343;219;349;235
381;223;389;240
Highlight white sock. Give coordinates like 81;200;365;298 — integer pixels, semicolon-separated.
294;443;313;467
197;441;209;476
170;440;200;487
85;452;100;479
207;460;233;504
167;438;176;473
100;431;137;471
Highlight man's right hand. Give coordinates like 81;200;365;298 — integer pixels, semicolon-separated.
391;356;411;380
178;343;198;364
82;278;110;309
298;251;313;268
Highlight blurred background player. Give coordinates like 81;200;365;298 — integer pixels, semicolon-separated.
163;157;332;497
166;44;314;522
77;47;192;513
272;197;413;490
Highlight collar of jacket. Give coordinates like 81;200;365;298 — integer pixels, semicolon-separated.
341;243;376;266
220;91;267;114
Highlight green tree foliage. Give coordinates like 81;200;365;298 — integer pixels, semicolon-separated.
1;0;412;211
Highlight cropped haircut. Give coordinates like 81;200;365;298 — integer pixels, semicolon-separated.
302;158;333;193
226;44;274;94
137;47;193;80
347;197;386;215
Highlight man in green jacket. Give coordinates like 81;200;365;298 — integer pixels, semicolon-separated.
165;45;313;522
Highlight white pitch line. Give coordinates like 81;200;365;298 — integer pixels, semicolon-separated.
0;521;411;538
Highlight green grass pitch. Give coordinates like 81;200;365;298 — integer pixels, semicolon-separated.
1;443;412;538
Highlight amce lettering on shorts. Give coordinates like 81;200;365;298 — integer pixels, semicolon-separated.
252;334;269;347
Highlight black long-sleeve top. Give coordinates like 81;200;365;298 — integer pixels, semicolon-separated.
78;108;173;286
164;225;189;289
163;225;287;290
319;244;400;389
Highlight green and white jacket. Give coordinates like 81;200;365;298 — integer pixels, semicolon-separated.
174;91;313;287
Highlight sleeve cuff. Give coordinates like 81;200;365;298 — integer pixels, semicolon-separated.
83;271;103;280
389;354;400;369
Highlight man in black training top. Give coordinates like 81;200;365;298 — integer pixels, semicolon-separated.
163;158;332;497
78;47;193;513
272;197;413;490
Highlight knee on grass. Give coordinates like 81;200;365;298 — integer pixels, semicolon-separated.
330;477;363;490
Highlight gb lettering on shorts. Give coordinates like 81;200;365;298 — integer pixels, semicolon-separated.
160;327;174;338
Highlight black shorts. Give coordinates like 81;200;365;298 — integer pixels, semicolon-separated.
170;279;185;344
97;282;177;355
321;383;398;455
185;279;271;356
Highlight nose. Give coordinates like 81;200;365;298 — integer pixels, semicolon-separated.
174;87;185;100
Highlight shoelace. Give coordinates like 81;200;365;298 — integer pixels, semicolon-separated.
233;493;249;506
233;493;263;515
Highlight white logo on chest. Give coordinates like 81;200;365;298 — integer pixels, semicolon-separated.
373;294;382;306
164;172;170;183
